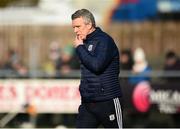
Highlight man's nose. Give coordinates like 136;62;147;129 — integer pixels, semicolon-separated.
74;28;78;33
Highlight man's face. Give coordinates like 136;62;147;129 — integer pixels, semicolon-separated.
72;17;91;40
166;58;176;66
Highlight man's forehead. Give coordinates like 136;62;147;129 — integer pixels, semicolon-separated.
73;17;84;22
72;17;85;26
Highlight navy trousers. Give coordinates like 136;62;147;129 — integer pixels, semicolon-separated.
76;97;123;128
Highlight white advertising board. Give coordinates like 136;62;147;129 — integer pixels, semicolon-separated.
0;79;80;113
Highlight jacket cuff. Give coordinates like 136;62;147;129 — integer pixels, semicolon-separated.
76;45;84;54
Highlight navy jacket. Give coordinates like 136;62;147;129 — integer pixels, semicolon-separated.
76;27;122;103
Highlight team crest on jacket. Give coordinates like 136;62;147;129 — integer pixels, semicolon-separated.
88;44;93;51
109;114;115;121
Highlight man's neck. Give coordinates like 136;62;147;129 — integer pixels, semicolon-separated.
88;27;96;35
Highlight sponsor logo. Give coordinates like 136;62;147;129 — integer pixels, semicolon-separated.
109;114;115;121
132;81;151;112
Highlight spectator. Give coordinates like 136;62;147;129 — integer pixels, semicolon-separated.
42;42;61;77
128;47;151;85
163;50;180;83
120;49;134;83
120;49;134;70
163;51;180;128
43;42;80;78
59;50;72;75
57;44;80;76
2;48;28;77
3;49;19;70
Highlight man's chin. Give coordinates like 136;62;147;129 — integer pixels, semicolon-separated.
82;36;86;40
80;36;86;40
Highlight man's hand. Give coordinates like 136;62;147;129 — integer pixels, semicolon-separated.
74;35;83;48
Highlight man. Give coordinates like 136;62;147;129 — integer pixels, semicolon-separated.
71;9;123;128
164;51;180;83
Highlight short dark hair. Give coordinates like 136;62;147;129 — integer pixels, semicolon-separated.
166;51;177;59
71;9;96;28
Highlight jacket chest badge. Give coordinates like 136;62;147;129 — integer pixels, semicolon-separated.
88;44;93;51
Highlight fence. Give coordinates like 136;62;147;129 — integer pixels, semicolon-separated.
0;21;180;69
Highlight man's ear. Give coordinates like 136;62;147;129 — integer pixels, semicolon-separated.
87;23;92;30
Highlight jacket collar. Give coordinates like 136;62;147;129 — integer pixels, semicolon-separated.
85;27;101;41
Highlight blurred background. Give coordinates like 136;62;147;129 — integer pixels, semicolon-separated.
0;0;180;128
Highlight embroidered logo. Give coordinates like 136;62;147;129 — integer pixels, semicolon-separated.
109;114;115;121
88;44;93;51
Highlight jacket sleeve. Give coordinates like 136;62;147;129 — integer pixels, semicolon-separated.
76;38;115;74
